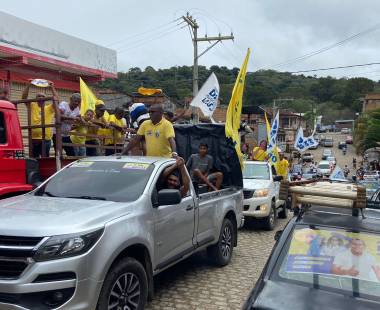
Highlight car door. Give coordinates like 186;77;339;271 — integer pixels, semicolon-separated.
153;166;195;269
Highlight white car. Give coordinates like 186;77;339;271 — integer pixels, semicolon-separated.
242;161;287;230
318;160;332;176
326;156;337;166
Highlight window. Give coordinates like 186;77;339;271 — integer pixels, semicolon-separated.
35;160;154;202
243;164;270;180
0;112;6;144
272;225;380;301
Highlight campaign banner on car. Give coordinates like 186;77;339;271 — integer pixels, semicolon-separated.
286;227;380;283
294;127;318;152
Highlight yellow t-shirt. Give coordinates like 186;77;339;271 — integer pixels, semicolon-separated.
70;124;87;145
105;115;126;145
137;118;175;157
277;159;289;178
31;102;55;140
252;147;268;161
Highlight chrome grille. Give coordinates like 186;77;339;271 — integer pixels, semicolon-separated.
0;235;44;279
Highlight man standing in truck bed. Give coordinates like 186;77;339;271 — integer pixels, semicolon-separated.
122;104;177;158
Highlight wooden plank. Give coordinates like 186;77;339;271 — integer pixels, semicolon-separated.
290;186;358;200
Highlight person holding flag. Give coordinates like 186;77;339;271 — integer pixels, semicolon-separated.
251;140;269;161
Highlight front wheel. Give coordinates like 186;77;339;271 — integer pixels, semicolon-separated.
208;218;234;266
262;201;277;230
97;257;148;310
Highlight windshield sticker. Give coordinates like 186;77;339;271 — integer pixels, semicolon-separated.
286;228;380;283
123;162;150;170
71;161;94;168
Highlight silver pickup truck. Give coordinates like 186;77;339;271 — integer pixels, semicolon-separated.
0;156;243;310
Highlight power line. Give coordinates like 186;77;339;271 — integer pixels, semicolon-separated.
117;25;187;54
289;61;380;74
267;22;380;69
106;18;181;47
115;21;185;51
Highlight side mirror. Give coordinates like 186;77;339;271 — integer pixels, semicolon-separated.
274;230;283;241
157;189;182;206
273;175;283;182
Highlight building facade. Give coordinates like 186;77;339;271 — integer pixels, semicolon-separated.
363;93;380;113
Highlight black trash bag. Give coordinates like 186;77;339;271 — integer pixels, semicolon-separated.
174;124;243;188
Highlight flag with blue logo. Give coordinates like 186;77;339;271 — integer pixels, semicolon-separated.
265;111;280;170
330;166;346;181
294;127;318;152
190;72;219;118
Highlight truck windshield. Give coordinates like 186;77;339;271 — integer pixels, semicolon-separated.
243;164;270;180
272;225;380;301
319;164;330;169
35;160;154;202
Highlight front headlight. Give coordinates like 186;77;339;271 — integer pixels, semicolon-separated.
254;189;269;197
34;228;104;262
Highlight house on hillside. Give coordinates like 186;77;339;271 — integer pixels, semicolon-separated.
363;93;380;112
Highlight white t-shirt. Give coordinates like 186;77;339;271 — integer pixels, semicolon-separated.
58;101;80;136
333;249;379;282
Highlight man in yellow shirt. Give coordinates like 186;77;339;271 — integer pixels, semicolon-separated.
122;104;177;158
277;152;289;179
105;107;128;155
22;82;59;158
252;140;269;161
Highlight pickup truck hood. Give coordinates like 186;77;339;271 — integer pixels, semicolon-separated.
243;179;271;190
0;195;134;236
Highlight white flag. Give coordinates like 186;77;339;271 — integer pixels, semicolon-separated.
330;166;346;181
190;72;219;117
294;127;318;152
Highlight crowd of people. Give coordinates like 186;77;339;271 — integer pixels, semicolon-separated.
242;138;290;180
9;82;224;192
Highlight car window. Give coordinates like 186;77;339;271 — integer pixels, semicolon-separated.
36;160;154;202
319;164;330;169
272;225;380;301
0;112;6;144
243;164;270;180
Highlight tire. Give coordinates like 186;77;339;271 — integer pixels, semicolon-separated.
208;218;234;266
278;203;288;219
97;257;148;310
262;201;277;231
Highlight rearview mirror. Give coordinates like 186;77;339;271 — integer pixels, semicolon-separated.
157;189;182;206
273;175;283;182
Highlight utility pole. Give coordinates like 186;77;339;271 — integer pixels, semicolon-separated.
183;12;234;123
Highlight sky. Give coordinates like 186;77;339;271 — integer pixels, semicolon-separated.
2;0;380;80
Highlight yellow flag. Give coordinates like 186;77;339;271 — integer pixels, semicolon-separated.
138;87;163;96
79;77;97;116
225;48;251;168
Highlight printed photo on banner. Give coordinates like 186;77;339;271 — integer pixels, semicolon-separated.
285;227;380;283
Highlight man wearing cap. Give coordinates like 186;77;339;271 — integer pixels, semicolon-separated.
277;151;289;179
122;104;177;158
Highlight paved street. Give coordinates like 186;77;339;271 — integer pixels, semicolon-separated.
311;132;358;170
146;219;288;310
147;132;357;310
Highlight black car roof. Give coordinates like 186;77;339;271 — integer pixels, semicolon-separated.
296;206;380;233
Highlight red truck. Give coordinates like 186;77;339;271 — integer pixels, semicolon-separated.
0;100;36;197
0;98;122;198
